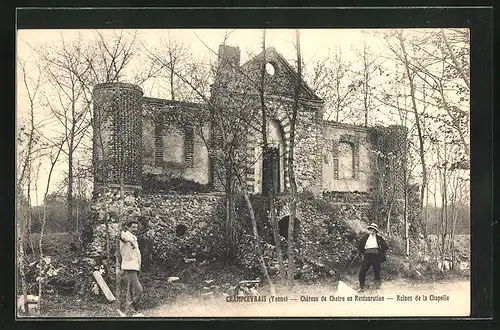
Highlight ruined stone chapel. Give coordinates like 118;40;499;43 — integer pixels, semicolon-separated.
88;44;408;265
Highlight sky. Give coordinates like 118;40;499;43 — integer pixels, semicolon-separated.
16;28;468;206
17;28;385;69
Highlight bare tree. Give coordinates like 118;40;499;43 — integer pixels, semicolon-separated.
440;29;470;91
37;138;67;311
86;30;139;84
372;30;469;266
40;33;93;233
409;30;470;162
147;33;190;101
88;31;150;298
16;52;51;314
382;30;428;237
307;47;357;123
285;29;302;287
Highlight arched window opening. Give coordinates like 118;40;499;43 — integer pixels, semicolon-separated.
261;119;285;194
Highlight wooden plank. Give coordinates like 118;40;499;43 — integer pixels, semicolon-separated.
92;271;116;302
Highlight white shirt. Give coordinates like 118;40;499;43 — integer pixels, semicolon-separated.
364;233;379;249
120;230;141;271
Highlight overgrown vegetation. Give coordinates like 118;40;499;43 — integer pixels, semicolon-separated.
141;174;214;194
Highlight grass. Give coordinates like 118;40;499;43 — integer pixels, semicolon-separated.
36;293;117;318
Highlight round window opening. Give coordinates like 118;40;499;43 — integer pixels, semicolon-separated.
265;62;276;76
176;224;188;237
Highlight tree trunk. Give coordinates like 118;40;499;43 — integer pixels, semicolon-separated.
260;28;269;199
442;166;449;264
242;189;274;294
269;194;285;288
37;202;47;311
399;33;427;233
440;29;470;90
424;176;432;257
76;170;80;234
225;189;231;259
170;64;176;101
449;196;457;269
225;172;236;259
36;145;64;312
363;45;369;127
386;198;394;238
404;180;410;258
259;29;285;287
286;29;301;287
115;173;125;308
67;147;74;231
16;183;29;315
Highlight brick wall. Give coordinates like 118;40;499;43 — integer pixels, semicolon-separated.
142;97;211;186
93;83;143;191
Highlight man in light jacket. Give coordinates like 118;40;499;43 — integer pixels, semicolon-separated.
356;223;388;292
119;220;144;317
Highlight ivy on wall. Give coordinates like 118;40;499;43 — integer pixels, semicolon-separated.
141;173;213;194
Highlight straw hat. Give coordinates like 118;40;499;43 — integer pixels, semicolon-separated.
367;223;379;233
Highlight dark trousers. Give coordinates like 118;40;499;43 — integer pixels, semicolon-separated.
359;253;381;288
123;270;143;312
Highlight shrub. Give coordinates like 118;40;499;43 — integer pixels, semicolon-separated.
386;235;406;256
141;174;213;193
24;232;82;256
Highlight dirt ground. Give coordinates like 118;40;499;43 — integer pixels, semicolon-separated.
145;279;470;318
23;277;469;318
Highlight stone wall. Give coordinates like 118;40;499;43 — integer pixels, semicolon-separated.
293;105;324;195
242;97;324;195
86;190;226;265
321;122;372;193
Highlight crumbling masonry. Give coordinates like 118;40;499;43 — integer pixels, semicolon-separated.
86;45;409;274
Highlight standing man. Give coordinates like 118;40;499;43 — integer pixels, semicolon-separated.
118;220;144;317
356;223;388;292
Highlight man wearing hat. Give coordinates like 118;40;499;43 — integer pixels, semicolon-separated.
356;223;388;292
